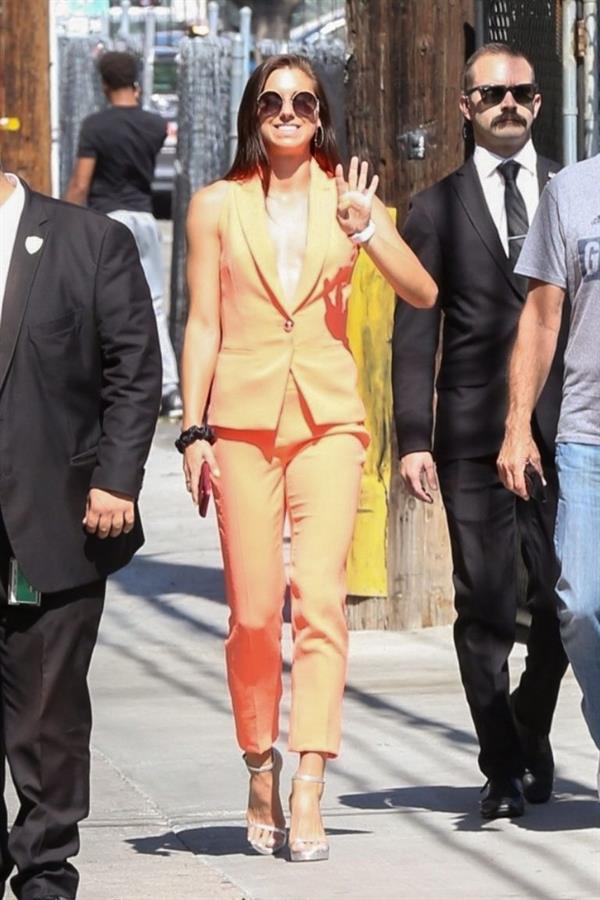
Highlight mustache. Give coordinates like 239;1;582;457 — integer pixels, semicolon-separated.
492;113;528;127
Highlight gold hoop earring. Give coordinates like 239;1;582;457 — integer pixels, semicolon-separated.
313;125;324;149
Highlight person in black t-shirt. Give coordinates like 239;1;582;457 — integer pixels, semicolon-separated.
65;51;182;419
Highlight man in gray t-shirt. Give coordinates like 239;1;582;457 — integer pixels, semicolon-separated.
498;153;600;794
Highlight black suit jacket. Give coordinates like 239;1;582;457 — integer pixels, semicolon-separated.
0;182;162;593
392;154;568;464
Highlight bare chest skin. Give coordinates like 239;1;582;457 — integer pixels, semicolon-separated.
265;192;309;308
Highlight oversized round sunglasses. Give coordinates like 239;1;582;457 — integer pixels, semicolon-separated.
465;82;539;108
257;89;320;120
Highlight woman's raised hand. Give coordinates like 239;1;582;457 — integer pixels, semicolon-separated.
335;157;379;236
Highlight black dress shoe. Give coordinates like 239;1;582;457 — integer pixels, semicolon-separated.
510;696;555;804
521;733;554;804
480;777;525;820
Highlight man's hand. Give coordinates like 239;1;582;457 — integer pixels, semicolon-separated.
399;451;438;504
497;427;542;500
83;488;135;539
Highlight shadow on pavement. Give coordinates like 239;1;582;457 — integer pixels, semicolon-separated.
113;556;294;623
127;825;370;859
339;783;600;833
113;556;295;621
112;558;227;605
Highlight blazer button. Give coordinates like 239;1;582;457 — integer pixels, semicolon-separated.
283;319;294;332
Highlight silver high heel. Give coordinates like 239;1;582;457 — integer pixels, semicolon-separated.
289;772;329;862
243;747;287;856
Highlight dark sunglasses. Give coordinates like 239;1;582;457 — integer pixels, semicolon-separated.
257;90;320;120
465;82;539;107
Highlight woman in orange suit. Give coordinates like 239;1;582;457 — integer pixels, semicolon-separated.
179;54;437;862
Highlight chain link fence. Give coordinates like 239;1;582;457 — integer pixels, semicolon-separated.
482;0;563;162
169;35;233;354
58;36;106;195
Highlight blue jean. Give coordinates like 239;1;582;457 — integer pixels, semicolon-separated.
554;442;600;750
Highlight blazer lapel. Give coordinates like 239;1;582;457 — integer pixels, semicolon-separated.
233;175;288;315
452;157;522;297
234;160;335;317
0;183;51;394
291;158;334;314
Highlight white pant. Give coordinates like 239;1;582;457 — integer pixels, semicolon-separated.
108;210;179;394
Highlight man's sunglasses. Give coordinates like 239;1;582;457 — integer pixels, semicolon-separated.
257;90;320;120
465;82;539;107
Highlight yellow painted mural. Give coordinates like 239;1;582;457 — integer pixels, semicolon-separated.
346;210;397;597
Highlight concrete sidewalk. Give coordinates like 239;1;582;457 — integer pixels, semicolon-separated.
12;419;597;900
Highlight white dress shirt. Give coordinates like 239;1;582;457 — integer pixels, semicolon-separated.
473;140;539;256
0;174;26;320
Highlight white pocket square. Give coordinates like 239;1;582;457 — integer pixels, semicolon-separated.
25;235;43;254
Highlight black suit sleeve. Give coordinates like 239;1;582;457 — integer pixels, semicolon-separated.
392;196;443;458
90;219;162;497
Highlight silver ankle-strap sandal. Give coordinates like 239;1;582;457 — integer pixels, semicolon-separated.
289;772;329;862
243;747;287;855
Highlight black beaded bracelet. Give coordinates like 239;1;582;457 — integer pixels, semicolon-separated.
174;424;216;453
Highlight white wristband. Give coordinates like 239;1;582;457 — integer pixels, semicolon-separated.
350;218;376;245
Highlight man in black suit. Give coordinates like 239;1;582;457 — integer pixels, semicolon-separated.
392;43;568;819
0;165;161;898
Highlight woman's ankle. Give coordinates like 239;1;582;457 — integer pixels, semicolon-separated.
244;748;274;769
296;750;327;779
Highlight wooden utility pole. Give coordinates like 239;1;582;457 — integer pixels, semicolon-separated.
347;0;475;211
346;0;476;629
0;0;51;193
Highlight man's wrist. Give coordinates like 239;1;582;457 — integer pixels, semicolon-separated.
504;411;533;435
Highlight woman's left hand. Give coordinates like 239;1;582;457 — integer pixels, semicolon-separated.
335;156;379;236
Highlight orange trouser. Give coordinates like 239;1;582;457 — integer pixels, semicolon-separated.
213;378;367;758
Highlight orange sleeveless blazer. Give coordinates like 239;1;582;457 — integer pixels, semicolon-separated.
207;159;366;430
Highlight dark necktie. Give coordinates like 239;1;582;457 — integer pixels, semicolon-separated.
499;160;529;268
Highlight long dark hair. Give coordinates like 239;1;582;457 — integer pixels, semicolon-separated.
225;54;341;192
